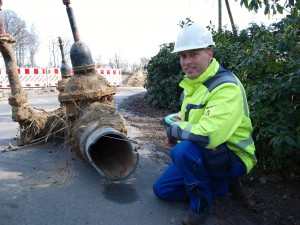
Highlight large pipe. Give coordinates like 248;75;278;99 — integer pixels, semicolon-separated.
62;0;94;75
63;0;80;42
57;37;71;94
70;103;139;180
80;125;139;180
58;36;71;78
60;0;139;180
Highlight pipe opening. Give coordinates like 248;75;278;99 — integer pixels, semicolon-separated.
88;133;138;180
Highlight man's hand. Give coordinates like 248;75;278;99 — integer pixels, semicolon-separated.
166;137;177;147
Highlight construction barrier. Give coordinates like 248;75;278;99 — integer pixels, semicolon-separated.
0;67;122;89
95;68;123;86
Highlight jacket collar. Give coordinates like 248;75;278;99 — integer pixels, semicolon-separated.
179;58;219;95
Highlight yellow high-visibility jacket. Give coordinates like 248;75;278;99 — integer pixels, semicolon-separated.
167;59;257;173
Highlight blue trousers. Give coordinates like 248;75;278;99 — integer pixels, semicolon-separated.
153;140;246;213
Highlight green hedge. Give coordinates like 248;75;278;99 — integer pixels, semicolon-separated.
144;43;184;112
144;16;300;176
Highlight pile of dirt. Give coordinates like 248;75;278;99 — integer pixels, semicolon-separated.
118;91;300;225
122;69;147;87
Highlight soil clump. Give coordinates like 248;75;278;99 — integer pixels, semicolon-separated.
122;69;147;87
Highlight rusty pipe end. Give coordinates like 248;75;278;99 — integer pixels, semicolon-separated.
80;126;139;180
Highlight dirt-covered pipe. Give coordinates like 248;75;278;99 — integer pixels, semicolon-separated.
62;0;94;75
0;35;66;145
79;123;139;180
57;37;71;94
60;0;139;180
60;93;139;180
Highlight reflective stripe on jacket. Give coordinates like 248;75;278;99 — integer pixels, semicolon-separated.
167;59;257;173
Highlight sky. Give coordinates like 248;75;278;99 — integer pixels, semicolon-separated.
1;0;286;67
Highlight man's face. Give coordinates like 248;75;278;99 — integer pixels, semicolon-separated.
179;49;214;79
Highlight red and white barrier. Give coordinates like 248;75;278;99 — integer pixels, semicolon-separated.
95;68;122;86
0;67;122;89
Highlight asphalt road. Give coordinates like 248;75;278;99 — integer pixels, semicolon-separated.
0;87;188;225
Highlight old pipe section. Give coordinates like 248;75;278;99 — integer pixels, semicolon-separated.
62;0;94;75
58;37;71;78
80;125;139;180
57;37;71;94
0;1;65;146
59;0;138;180
0;1;28;121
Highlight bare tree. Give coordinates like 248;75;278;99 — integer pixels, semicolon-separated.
47;36;71;67
2;10;35;67
218;0;222;32
130;63;139;73
217;0;237;36
48;37;57;67
140;57;149;68
60;37;71;66
224;0;237;36
108;52;130;71
122;60;129;71
108;52;122;69
28;25;40;67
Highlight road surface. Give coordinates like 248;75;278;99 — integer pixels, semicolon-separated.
0;87;189;225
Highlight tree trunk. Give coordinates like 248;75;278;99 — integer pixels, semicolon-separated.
218;0;222;32
224;0;237;36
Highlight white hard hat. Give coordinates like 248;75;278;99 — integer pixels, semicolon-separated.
172;23;215;53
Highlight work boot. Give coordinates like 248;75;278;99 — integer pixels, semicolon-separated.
229;178;246;202
182;209;207;225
